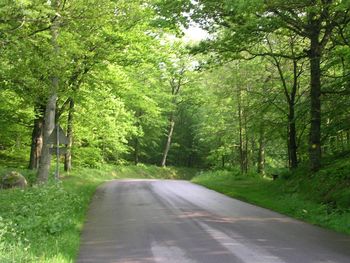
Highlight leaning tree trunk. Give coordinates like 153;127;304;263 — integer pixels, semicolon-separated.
309;35;322;172
161;114;175;167
28;111;44;169
64;98;74;172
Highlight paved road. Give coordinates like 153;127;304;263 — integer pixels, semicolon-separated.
77;180;350;263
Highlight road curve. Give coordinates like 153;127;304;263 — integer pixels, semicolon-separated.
77;180;350;263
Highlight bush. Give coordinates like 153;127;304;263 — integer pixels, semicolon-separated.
72;147;104;168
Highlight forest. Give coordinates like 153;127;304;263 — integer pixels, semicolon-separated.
0;0;350;262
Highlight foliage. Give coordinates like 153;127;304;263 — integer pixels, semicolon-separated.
0;0;349;260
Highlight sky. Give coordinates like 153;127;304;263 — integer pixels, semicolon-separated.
183;25;210;43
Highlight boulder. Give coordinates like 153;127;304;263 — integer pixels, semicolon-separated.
1;171;28;189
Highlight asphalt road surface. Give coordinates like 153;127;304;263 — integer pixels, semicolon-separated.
77;180;350;263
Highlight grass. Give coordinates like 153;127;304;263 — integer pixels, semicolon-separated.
0;164;196;263
192;161;350;235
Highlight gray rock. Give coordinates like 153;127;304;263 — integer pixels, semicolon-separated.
1;171;28;189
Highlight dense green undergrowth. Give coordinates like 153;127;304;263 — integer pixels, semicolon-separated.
0;164;195;263
192;156;350;235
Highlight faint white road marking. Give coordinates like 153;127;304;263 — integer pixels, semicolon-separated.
199;222;286;263
151;241;197;263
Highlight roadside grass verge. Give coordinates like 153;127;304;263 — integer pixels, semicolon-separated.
113;164;196;180
0;164;195;263
192;168;350;235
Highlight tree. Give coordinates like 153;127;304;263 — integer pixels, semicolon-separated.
37;0;60;183
159;44;196;167
156;0;350;171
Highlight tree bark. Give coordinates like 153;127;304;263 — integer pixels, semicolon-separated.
161;114;175;167
243;108;248;173
237;85;247;173
37;0;60;183
37;94;57;183
64;98;74;172
28;106;44;169
288;105;298;169
257;126;265;175
309;34;322;171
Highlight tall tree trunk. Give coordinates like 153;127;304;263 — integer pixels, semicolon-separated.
288;106;298;169
161;114;175;167
309;34;322;171
237;86;244;173
37;0;60;183
257;126;265;175
250;135;256;168
64;98;74;172
37;94;57;183
287;125;291;168
133;110;142;165
243;109;248;173
28;106;44;169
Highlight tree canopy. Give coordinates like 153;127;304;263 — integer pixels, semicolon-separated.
0;0;350;182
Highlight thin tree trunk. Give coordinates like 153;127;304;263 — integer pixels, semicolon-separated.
257;126;265;175
237;86;244;173
243;109;248;173
289;108;298;169
250;135;256;168
134;137;139;165
287;125;291;168
271;44;300;170
161;114;175;167
64;98;74;172
133;110;142;165
309;35;322;171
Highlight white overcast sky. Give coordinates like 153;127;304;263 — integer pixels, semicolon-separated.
183;25;210;42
